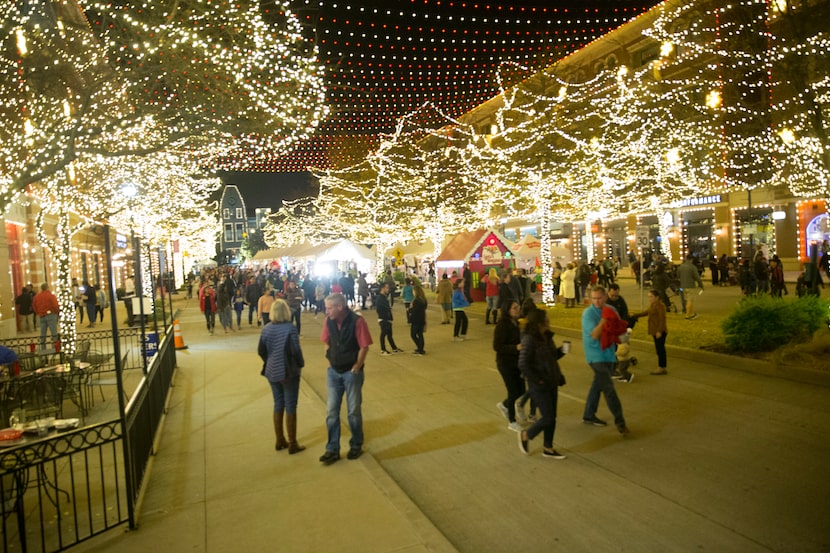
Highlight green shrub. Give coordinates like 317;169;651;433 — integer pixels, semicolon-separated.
721;294;829;352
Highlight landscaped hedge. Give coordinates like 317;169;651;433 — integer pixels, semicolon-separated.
721;294;829;352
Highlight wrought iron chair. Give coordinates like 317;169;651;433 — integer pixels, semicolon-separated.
12;374;65;422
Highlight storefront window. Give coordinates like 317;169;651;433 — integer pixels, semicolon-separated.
682;210;715;261
804;213;830;259
734;208;774;259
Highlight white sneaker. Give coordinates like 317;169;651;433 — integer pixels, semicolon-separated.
453;337;464;342
496;402;509;421
507;421;523;432
514;401;527;423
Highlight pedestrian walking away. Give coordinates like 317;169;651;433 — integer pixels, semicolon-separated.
32;282;60;350
677;254;704;319
409;284;427;355
83;280;97;328
258;299;306;454
517;308;567;459
581;285;630;435
436;274;453;324
319;293;373;465
483;268;500;324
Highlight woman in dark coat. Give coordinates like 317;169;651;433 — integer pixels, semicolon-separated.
409;285;428;355
493;300;524;432
517;308;567;459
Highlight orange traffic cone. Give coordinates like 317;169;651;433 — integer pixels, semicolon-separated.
173;319;188;350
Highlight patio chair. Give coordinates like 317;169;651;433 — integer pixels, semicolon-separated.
12;374;65;421
89;351;128;404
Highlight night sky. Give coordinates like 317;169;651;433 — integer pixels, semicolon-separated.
215;171;318;213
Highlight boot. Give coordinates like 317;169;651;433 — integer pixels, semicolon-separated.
485;309;491;324
273;411;288;451
286;413;305;454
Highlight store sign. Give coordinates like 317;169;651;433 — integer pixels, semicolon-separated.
676;195;721;207
481;245;503;264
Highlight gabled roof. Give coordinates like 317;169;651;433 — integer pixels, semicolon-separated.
436;229;515;262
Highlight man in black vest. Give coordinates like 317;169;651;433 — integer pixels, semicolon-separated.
319;293;373;465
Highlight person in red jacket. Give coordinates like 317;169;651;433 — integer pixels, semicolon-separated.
199;283;217;334
32;282;60;350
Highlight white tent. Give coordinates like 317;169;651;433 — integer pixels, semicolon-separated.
514;234;542;260
316;239;375;262
251;247;283;261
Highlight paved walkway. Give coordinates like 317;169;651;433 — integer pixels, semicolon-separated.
73;282;830;552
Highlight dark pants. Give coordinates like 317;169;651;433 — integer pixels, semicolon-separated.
583;362;625;428
410;322;425;353
526;385;558;449
496;361;525;423
85;303;97;324
204;308;215;331
453;311;468;337
379;320;397;351
291;306;302;335
653;332;668;368
248;304;258;325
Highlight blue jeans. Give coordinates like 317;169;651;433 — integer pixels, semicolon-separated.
325;367;364;453
39;313;59;349
270;377;300;414
583;362;626;428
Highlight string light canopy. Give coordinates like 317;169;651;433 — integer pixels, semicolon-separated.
232;0;663;171
1;0;328;211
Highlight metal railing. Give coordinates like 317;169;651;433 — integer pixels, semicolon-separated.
0;325;176;552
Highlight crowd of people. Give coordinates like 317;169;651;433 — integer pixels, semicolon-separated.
243;255;645;464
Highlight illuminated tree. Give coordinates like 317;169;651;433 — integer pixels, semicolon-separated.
3;0;325;348
1;0;328;210
645;0;830;197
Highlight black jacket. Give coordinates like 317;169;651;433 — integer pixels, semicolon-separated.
518;330;564;390
376;293;393;321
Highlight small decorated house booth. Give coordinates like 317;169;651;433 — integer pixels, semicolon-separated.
435;229;517;301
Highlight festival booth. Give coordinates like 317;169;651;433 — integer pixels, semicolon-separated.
386;239;436;280
310;239;375;280
435;229;516;301
513;234;573;269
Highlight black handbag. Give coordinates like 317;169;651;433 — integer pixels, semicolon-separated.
284;337;302;379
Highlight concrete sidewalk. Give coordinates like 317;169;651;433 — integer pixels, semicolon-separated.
74;298;457;553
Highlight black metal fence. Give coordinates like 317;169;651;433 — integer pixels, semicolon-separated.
2;329;146;373
0;326;176;552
